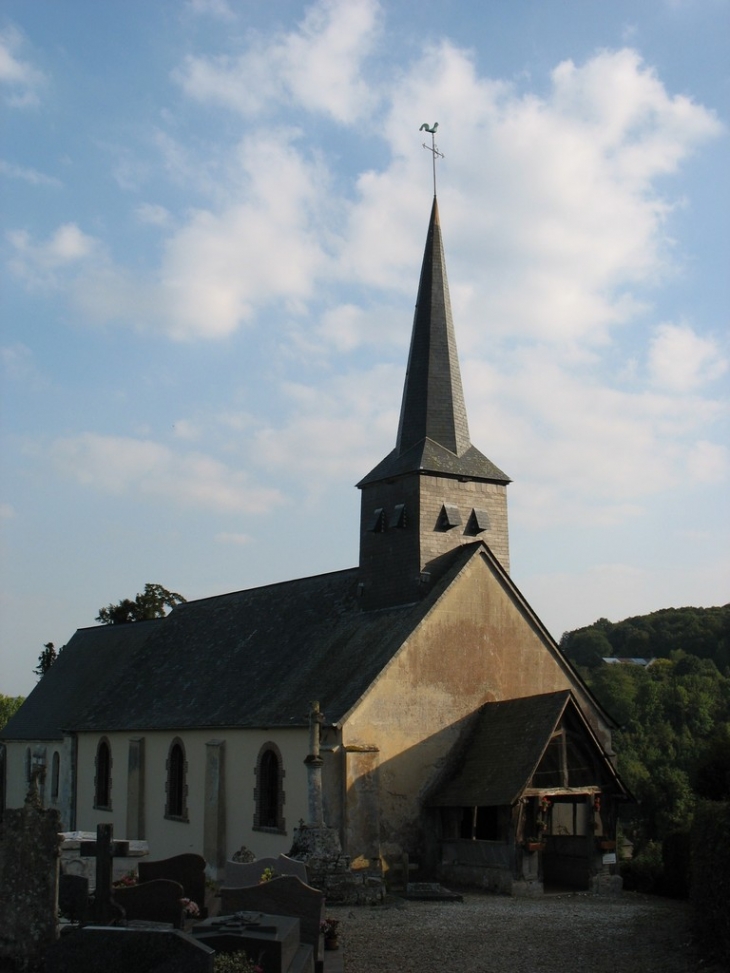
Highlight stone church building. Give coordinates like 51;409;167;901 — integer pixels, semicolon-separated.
1;197;628;894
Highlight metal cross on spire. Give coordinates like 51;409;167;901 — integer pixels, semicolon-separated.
420;122;444;196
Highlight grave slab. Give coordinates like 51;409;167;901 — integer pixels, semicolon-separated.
193;912;299;973
44;926;214;973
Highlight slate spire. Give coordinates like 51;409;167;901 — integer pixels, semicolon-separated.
359;199;509;486
396;196;470;457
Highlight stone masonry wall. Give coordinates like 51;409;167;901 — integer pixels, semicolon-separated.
359;472;509;609
419;476;509;574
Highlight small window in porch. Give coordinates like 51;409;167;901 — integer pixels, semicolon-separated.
458;805;507;841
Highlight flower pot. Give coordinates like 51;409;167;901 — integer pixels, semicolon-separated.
325;938;339;951
525;842;546;852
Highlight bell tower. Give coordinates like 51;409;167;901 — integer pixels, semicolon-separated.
357;197;510;610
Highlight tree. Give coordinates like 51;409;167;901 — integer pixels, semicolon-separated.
560;628;612;669
34;641;58;678
96;583;186;625
0;693;25;730
692;724;730;800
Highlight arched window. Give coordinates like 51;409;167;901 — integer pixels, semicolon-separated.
254;743;285;833
165;738;188;821
51;751;60;802
95;738;112;809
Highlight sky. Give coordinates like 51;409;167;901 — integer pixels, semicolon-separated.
1;0;728;698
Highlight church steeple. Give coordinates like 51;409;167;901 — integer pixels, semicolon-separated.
357;197;511;611
359;198;509;488
396;196;471;458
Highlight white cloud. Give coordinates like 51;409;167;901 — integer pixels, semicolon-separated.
343;45;721;349
254;363;401;488
1;342;41;385
0;159;61;186
174;0;381;123
7;223;100;287
648;322;728;391
154;130;330;339
462;340;727;530
50;433;284;514
6;130;329;339
172;419;202;441
686;440;729;484
0;25;45;107
135;203;172;227
10;41;719;354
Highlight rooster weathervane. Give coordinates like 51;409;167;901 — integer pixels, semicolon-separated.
420;122;443;196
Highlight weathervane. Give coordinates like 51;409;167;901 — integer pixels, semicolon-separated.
420;122;443;196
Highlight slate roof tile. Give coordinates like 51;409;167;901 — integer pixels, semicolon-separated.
1;620;159;740
69;567;446;732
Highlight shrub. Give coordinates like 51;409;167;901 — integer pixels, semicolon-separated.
662;832;690;898
620;840;663;893
691;801;730;968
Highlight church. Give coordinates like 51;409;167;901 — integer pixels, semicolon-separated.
1;194;628;895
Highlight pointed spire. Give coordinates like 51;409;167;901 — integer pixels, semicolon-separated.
396;196;471;457
358;199;509;487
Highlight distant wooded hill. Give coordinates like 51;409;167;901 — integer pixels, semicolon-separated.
559;605;730;847
560;604;730;671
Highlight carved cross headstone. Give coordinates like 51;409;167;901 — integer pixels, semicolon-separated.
92;823;122;924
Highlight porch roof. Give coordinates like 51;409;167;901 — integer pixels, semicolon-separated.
426;691;625;807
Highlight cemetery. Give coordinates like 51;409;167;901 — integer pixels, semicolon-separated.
0;785;346;973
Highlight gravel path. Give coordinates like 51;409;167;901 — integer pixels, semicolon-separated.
328;891;720;973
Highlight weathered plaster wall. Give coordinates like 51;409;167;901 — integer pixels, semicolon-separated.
343;548;610;860
74;727;309;864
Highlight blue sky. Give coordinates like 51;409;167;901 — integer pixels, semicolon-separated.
1;0;728;697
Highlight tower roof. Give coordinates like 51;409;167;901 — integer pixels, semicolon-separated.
359;197;509;487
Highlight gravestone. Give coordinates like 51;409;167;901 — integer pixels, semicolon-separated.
45;926;214;973
58;873;90;923
0;790;62;970
138;852;207;915
219;875;324;967
224;853;308;887
112;878;185;927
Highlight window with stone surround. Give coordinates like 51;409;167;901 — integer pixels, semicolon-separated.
254;742;285;833
165;738;188;821
94;738;112;809
51;751;60;802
